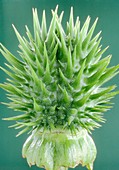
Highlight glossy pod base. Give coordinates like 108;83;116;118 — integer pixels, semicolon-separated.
22;129;97;170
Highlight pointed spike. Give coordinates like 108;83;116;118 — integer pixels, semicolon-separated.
82;17;98;50
46;7;58;45
66;21;70;34
98;91;119;102
32;8;41;40
43;54;52;84
75;16;80;31
20;47;35;66
5;63;28;81
44;42;48;56
51;6;58;20
0;66;12;76
49;43;58;62
33;98;43;112
0;43;24;71
58;60;64;68
86;57;110;84
43;43;50;69
66;48;73;78
68;7;74;36
15;124;26;130
74;16;80;40
63;88;71;104
36;58;44;77
0;83;24;97
56;21;67;54
68;115;75;125
76;33;82;58
9;123;22;128
59;11;64;23
46;58;50;75
41;10;47;40
107;90;119;98
49;36;56;52
59;68;69;85
89;55;111;74
29;65;40;86
3;114;29;121
39;79;49;96
25;25;34;43
58;84;64;92
58;85;70;104
73;59;86;89
0;66;24;82
16;127;30;137
90;85;117;100
54;32;62;47
98;64;119;86
81;16;91;40
12;25;32;56
35;31;44;52
95;46;109;62
88;31;102;50
74;92;91;107
85;37;102;65
54;5;59;13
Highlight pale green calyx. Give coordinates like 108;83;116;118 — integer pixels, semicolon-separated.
22;128;96;170
0;6;119;170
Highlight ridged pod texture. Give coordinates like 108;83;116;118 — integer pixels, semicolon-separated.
22;129;96;170
0;6;119;170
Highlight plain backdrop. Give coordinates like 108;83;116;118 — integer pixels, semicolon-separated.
0;0;119;170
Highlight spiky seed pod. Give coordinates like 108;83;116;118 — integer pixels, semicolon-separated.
0;6;119;170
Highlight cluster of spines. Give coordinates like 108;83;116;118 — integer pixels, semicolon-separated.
0;6;119;136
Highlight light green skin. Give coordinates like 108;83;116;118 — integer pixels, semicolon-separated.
22;129;96;170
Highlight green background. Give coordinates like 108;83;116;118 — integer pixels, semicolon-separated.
0;0;119;169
